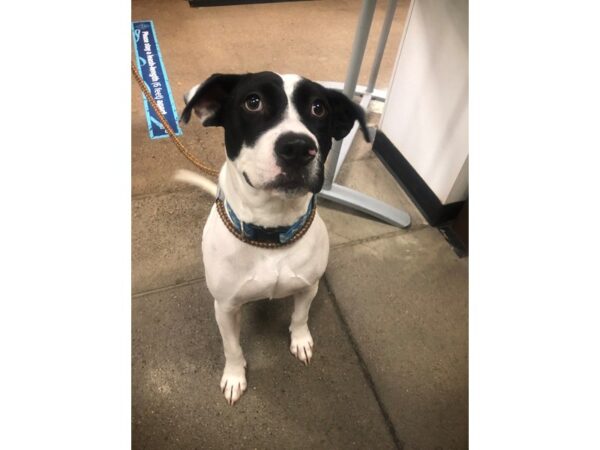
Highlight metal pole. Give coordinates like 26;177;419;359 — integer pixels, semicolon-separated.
366;0;398;93
323;0;377;190
341;0;377;97
317;0;411;229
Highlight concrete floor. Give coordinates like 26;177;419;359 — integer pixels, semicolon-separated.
132;1;468;449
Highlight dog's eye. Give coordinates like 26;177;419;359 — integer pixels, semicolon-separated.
311;99;326;118
244;94;263;112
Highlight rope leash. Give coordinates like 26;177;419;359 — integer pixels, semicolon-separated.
131;61;220;177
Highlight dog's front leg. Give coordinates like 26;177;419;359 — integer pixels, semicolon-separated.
214;300;247;405
289;282;318;365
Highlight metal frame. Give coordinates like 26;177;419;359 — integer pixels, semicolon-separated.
317;0;411;228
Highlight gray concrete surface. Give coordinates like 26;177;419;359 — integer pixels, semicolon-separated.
132;0;468;449
327;229;469;450
133;281;396;449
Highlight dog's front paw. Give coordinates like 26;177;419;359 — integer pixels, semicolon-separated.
220;363;247;406
290;326;314;365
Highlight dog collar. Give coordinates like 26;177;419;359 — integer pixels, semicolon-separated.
215;190;317;248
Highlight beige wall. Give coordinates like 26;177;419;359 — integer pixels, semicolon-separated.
380;0;468;204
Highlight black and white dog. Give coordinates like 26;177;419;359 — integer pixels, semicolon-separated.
176;71;369;405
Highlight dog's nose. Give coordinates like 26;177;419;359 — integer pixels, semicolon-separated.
275;136;317;165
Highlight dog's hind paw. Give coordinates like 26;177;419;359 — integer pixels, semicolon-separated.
290;327;314;365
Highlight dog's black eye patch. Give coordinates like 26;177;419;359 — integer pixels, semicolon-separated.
291;79;336;161
292;78;370;147
223;72;288;160
182;71;289;161
291;78;369;163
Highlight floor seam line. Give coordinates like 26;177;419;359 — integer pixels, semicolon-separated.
132;277;205;298
330;225;429;250
323;274;405;450
132;186;214;201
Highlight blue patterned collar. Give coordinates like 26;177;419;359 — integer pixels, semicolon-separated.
217;189;316;245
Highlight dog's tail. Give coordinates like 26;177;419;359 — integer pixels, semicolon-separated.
173;169;218;198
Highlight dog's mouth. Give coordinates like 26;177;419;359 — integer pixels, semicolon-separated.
242;171;255;188
266;171;312;194
242;169;309;194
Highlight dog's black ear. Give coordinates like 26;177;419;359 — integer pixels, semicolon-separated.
180;74;243;126
326;90;371;143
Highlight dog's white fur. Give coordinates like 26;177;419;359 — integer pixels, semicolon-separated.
176;74;330;405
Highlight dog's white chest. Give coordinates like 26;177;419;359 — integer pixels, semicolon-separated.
201;206;329;307
233;260;314;301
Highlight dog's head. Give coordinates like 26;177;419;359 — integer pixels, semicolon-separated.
180;71;370;194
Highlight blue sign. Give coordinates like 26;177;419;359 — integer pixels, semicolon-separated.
132;21;182;139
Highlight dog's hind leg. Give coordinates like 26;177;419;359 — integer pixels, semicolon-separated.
214;300;247;405
289;282;318;365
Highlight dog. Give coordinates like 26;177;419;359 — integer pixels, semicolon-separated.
176;71;369;405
